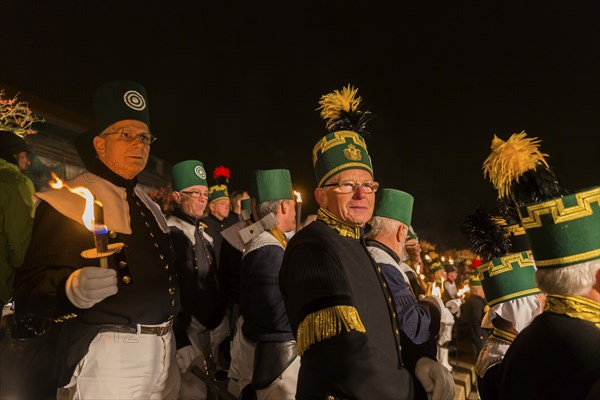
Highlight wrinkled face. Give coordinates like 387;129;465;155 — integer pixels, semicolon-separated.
210;198;231;220
15;151;30;173
93;120;151;179
173;185;209;219
315;169;376;226
279;199;297;233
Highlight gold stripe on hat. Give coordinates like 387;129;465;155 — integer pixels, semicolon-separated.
519;187;600;229
487;287;541;307
312;130;368;165
534;248;600;267
482;252;534;277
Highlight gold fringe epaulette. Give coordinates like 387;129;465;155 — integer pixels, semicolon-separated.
317;85;361;132
297;305;366;356
482;131;549;198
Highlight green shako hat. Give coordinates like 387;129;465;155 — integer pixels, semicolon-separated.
374;188;414;226
429;261;444;275
313;85;374;187
518;186;600;268
253;169;294;204
171;160;207;191
209;166;231;204
468;274;482;288
93;80;150;133
477;251;540;307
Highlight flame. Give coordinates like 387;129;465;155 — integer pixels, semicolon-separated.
458;285;470;297
431;282;441;298
293;190;302;203
49;172;101;232
416;264;421;274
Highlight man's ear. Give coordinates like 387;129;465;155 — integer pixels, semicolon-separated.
93;136;105;158
172;191;181;205
396;223;408;244
314;187;327;207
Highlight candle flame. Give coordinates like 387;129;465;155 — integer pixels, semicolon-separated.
431;282;441;298
294;190;302;203
49;172;102;232
416;264;421;274
458;285;470;297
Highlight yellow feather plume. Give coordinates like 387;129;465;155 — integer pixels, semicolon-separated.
482;131;549;198
317;85;361;131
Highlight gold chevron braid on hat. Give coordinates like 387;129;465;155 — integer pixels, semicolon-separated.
317;85;362;131
482;131;549;198
0;90;44;136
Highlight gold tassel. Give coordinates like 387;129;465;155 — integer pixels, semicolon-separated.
296;305;366;356
317;85;361;131
482;131;550;198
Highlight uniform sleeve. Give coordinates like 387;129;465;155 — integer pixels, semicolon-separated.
14;201;91;319
2;178;35;272
380;263;436;345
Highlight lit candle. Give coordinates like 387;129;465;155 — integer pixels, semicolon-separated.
294;190;302;232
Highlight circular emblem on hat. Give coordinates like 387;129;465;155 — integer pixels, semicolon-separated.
195;166;206;179
123;90;146;111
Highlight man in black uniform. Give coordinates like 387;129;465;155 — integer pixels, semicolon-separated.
201;170;232;261
14;80;181;399
168;159;226;399
279;85;414;399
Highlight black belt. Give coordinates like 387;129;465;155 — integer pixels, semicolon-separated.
96;319;173;336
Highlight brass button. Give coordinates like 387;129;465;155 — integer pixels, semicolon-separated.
122;276;132;284
392;312;397;318
395;328;399;335
383;282;387;288
154;242;159;248
169;287;175;295
136;201;142;206
164;264;169;270
377;267;381;273
109;231;117;239
140;211;145;217
171;299;175;307
150;232;155;238
159;254;164;260
118;261;127;268
168;276;172;282
145;221;150;227
387;296;392;304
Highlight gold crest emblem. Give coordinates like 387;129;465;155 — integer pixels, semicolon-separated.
343;144;362;161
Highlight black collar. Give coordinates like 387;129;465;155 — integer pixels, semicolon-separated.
89;158;138;190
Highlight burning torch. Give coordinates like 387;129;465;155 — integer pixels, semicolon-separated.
294;190;302;232
50;173;123;268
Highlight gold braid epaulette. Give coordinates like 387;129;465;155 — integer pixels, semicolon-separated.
297;305;366;356
491;328;516;343
544;294;600;328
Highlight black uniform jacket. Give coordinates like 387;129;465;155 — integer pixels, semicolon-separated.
498;305;600;400
279;208;414;400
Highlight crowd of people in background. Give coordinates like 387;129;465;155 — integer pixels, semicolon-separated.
1;82;598;400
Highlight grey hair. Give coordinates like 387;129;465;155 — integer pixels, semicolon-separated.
535;259;600;296
366;216;402;239
256;199;285;219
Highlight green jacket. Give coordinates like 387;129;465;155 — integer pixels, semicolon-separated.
0;158;35;303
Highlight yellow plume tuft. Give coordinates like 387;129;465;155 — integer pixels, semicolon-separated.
482;131;549;198
317;85;361;131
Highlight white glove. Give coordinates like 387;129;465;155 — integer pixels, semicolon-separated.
415;357;456;400
65;267;118;309
445;299;462;315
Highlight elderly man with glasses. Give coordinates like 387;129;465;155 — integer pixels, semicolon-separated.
279;86;416;399
14;80;181;399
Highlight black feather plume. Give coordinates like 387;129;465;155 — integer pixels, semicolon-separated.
461;208;509;262
510;164;567;207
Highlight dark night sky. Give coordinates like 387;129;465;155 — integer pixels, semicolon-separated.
2;1;600;249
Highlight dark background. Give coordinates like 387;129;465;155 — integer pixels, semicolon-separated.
2;1;599;249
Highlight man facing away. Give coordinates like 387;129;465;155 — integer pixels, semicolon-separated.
227;168;300;399
14;80;181;399
279;85;414;399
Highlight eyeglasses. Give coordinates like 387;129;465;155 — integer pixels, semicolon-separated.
101;128;157;145
180;191;209;198
321;180;379;194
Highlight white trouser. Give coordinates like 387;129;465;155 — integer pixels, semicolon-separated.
57;324;180;400
227;317;300;400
